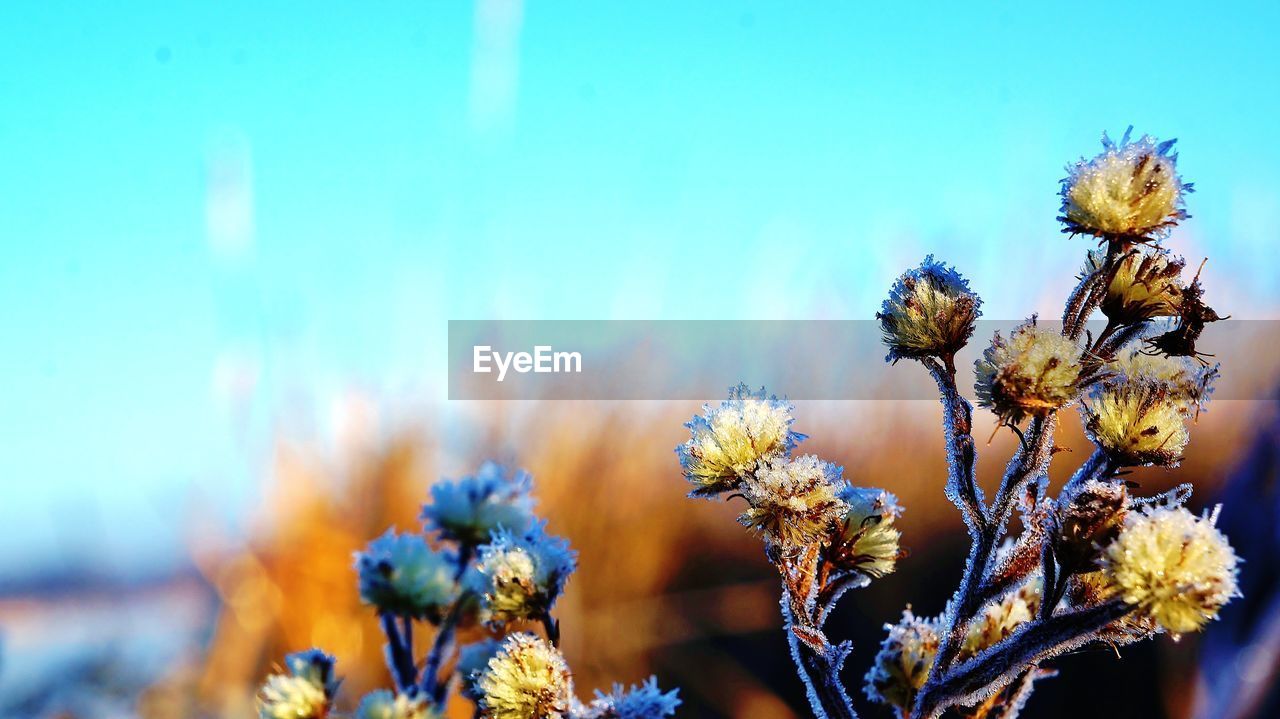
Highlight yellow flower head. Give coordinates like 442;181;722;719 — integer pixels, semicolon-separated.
826;487;903;578
878;256;982;362
1082;379;1189;466
738;454;848;552
864;610;939;712
258;675;330;719
975;320;1085;423
958;579;1041;662
1102;505;1239;637
355;691;439;719
477;633;574;719
677;384;804;498
1060;128;1189;240
1085;248;1186;324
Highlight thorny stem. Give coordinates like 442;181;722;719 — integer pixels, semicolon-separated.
914;599;1132;719
380;612;419;693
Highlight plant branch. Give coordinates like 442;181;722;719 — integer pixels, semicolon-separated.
380;612;419;693
783;592;858;719
924;355;988;535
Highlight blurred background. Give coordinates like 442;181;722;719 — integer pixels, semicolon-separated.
2;2;1279;717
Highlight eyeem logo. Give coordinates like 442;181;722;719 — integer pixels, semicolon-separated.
473;345;582;382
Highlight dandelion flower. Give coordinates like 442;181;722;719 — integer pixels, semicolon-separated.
826;487;903;578
1085;248;1186;324
422;462;536;546
676;384;805;498
864;610;939;713
583;677;681;719
1082;379;1189;466
958;580;1041;661
1060;128;1189;240
878;256;982;362
1102;505;1239;636
356;530;458;620
975;320;1085;423
476;521;577;624
477;633;574;719
354;691;439;719
738;454;847;552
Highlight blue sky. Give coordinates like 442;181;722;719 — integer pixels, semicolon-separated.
2;1;1278;577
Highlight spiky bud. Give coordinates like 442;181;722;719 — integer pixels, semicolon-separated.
1056;480;1130;573
958;579;1042;662
737;454;848;553
476;521;577;625
676;384;805;498
826;487;903;579
1085;248;1186;325
1082;379;1189;467
258;649;340;719
1060;128;1189;241
975;320;1085;423
356;530;458;620
864;610;939;713
878;256;982;362
477;633;574;719
582;677;681;719
422;462;536;546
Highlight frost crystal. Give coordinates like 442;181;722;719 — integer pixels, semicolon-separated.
826;487;902;578
354;690;439;719
864;610;939;712
975;319;1085;423
1082;379;1190;467
583;677;681;719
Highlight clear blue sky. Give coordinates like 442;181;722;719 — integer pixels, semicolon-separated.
2;1;1278;577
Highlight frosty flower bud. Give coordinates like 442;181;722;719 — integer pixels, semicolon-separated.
422;462;536;546
458;639;505;701
258;649;339;719
1055;480;1129;572
825;487;903;579
676;384;805;498
583;677;681;719
975;320;1085;423
864;610;939;713
355;690;439;719
958;580;1041;662
477;521;577;625
1082;379;1189;467
737;454;848;553
356;530;458;620
1060;128;1189;240
1085;248;1186;324
1066;571;1159;642
477;633;574;719
1102;505;1239;636
877;255;982;362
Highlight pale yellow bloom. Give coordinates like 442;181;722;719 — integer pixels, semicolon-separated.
958;580;1041;661
477;634;573;719
1102;505;1239;636
1085;249;1185;324
975;320;1084;423
878;256;981;361
258;674;330;719
864;610;939;712
677;385;802;497
738;454;847;552
1083;379;1189;466
1061;130;1187;239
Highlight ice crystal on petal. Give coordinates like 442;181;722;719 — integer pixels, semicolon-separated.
676;384;805;498
355;530;458;620
864;610;939;712
354;690;439;719
584;677;681;719
975;319;1085;423
476;521;577;625
738;454;848;553
1060;128;1190;240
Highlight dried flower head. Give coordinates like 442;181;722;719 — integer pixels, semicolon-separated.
477;521;577;624
826;487;903;578
877;255;982;362
354;690;439;719
422;461;536;546
1102;505;1239;636
677;384;805;498
258;649;339;719
975;320;1085;423
1056;479;1130;572
864;610;939;713
1085;248;1186;325
737;454;848;552
582;677;682;719
1112;348;1218;417
458;639;506;701
1060;128;1189;240
477;633;574;719
958;579;1042;662
1066;571;1159;642
356;530;458;620
1082;379;1189;467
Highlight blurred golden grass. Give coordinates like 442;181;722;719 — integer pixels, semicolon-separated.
142;396;1265;718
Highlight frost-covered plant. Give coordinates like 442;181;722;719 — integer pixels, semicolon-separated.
680;129;1239;719
256;463;678;719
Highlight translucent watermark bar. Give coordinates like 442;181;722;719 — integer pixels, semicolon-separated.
447;320;1280;401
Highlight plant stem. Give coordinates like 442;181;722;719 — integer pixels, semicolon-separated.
381;612;418;693
783;597;858;719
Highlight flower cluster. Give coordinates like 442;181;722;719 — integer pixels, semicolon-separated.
877;255;982;362
259;463;677;719
684;129;1239;719
1060;128;1189;240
